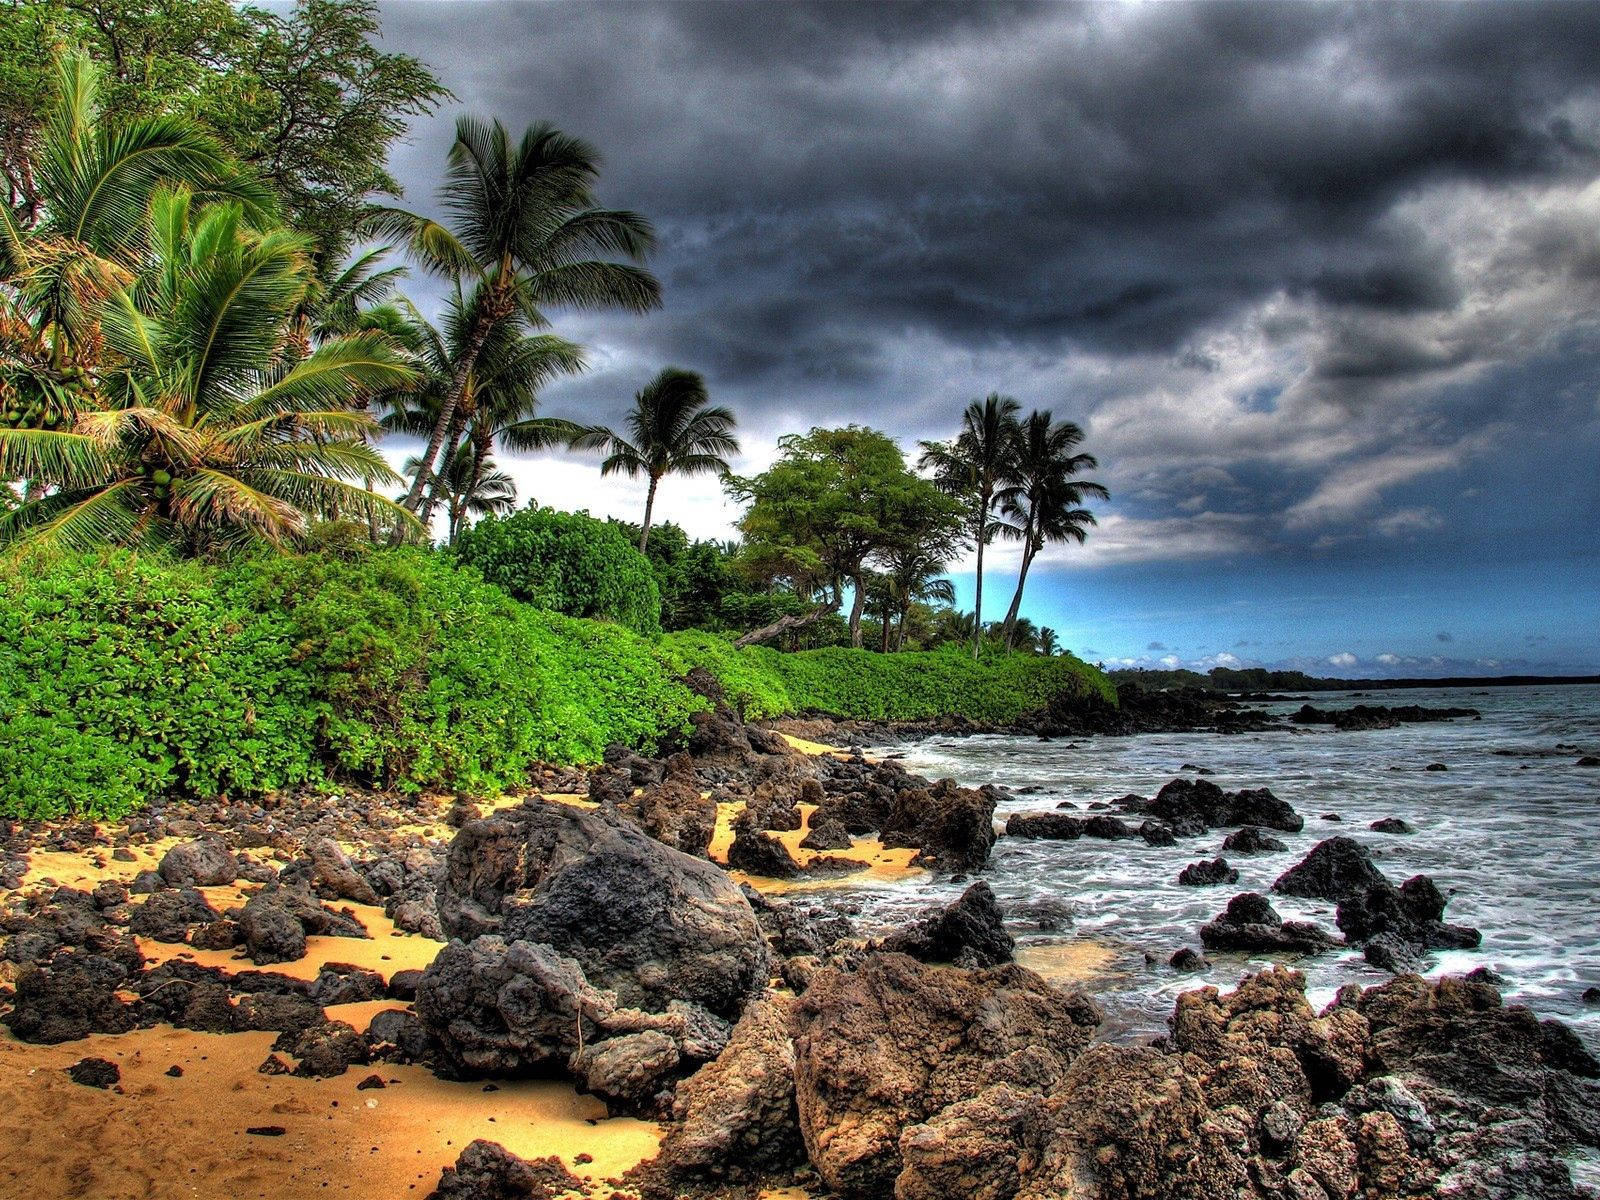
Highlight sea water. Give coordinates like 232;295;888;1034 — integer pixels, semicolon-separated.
839;683;1600;1052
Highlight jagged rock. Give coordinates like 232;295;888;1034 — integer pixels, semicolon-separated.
743;888;855;958
189;918;241;950
1144;776;1304;832
238;896;308;964
880;882;1014;968
644;996;803;1192
1337;875;1481;970
613;753;718;858
435;799;767;1018
882;780;997;872
727;827;800;878
233;991;326;1036
1179;858;1240;886
1170;946;1210;971
1371;817;1414;834
799;813;852;851
1222;825;1288;854
157;838;238;888
306;837;380;905
1200;892;1339;956
427;1139;583;1200
1274;836;1388;901
1139;819;1177;846
791;952;1101;1197
307;962;387;1006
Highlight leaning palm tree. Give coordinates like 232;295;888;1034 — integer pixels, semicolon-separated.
918;393;1021;658
368;116;659;520
590;367;738;552
0;188;418;552
995;411;1107;651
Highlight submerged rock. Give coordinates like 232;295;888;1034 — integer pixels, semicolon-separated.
1221;825;1287;854
1178;857;1239;886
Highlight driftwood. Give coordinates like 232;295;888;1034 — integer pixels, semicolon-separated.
733;604;836;647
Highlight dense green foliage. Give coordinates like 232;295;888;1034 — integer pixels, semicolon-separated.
452;506;662;636
660;632;1114;723
0;547;696;818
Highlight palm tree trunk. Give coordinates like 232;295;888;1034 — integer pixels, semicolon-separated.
879;598;892;653
1001;541;1037;653
971;514;987;660
638;474;660;552
424;406;471;524
363;474;378;543
895;600;911;651
395;283;500;527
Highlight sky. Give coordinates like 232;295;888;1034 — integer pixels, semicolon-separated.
370;0;1600;677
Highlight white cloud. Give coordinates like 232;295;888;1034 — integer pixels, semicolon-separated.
1328;652;1358;668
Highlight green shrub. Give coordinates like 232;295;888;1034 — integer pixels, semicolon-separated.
453;506;662;635
660;632;1114;724
0;551;315;819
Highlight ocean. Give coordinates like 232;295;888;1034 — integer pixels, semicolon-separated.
840;683;1600;1052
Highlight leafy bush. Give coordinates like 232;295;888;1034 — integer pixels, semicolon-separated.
453;506;662;635
0;551;316;819
661;632;1114;723
0;548;698;818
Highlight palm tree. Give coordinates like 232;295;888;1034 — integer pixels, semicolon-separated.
1037;627;1060;656
886;553;957;651
918;393;1021;659
1;52;271;388
0;188;417;552
369;117;659;522
383;285;587;527
406;442;517;542
995;411;1107;651
591;367;739;552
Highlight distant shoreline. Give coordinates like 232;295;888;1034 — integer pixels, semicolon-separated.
1246;674;1600;692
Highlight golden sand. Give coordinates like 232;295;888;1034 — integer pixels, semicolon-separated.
708;800;925;894
1013;940;1119;984
774;732;850;758
0;1024;661;1200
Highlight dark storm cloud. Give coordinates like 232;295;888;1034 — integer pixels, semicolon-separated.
378;0;1600;406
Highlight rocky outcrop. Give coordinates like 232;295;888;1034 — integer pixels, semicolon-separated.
157;838;239;888
790;952;1101;1197
1290;703;1480;730
1142;777;1305;833
611;753;718;858
643;996;804;1193
1337;875;1482;971
880;779;998;872
879;882;1014;968
435;798;767;1017
1200;892;1339;956
726;827;801;878
1273;836;1388;901
1222;825;1288;854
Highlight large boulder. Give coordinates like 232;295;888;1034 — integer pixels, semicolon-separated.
306;837;380;905
428;1140;582;1200
1273;836;1388;901
791;952;1101;1198
157;838;239;888
726;827;801;879
436;799;767;1018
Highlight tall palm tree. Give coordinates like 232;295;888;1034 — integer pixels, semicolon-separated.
590;367;738;552
1037;627;1060;656
368;117;659;522
0;188;417;552
995;411;1107;651
918;393;1021;659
